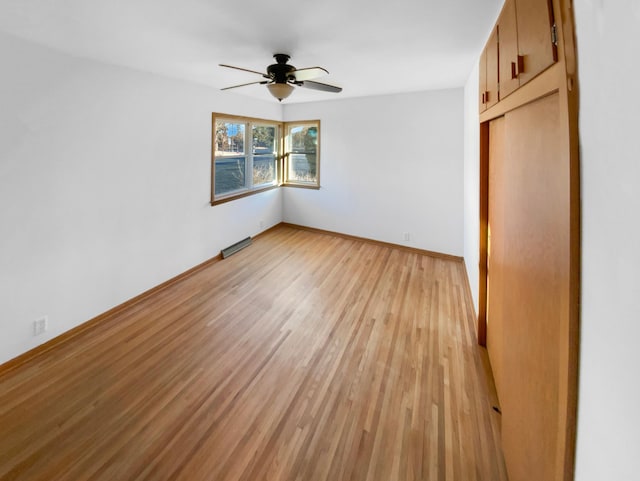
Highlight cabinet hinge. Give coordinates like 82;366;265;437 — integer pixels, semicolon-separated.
551;23;558;46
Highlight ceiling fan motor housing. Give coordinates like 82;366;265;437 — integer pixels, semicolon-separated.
268;54;296;83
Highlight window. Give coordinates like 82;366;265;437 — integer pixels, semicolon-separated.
212;114;281;204
284;121;320;188
211;114;320;205
252;124;279;187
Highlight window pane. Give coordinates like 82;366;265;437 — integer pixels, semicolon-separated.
253;155;277;185
290;126;317;153
215;121;245;154
288;153;317;182
215;156;246;195
252;124;277;186
253;125;277;154
288;125;318;183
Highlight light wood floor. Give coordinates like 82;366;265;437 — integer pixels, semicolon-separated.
0;225;507;480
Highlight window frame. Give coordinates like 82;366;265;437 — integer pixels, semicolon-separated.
211;113;283;205
282;120;321;189
211;114;321;206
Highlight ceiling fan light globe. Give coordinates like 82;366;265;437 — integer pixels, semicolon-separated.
267;83;294;101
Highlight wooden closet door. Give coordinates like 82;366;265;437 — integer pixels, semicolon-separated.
487;117;506;399
497;92;569;481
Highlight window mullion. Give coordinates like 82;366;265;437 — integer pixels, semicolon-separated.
246;121;253;190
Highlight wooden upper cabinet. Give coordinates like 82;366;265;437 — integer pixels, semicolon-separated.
514;0;558;85
497;0;520;99
480;27;499;112
479;0;558;113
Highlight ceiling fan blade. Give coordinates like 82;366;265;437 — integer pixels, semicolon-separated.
221;80;269;91
292;67;329;81
219;64;270;79
297;80;342;93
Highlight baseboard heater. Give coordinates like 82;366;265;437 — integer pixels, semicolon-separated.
221;236;252;259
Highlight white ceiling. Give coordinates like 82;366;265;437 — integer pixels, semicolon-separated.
0;0;502;103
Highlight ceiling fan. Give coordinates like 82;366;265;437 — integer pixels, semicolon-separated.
219;54;342;101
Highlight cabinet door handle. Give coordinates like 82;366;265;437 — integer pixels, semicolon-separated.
511;55;524;80
512;55;525;79
517;55;525;75
482;92;486;104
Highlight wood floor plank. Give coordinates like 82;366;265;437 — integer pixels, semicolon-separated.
0;225;507;480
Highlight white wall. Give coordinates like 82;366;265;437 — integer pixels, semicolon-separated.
462;2;640;479
282;90;465;257
0;33;283;364
573;1;640;480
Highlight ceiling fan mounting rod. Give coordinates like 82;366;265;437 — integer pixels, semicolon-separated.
273;53;290;64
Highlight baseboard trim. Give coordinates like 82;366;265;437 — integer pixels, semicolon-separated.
281;223;463;262
0;253;223;377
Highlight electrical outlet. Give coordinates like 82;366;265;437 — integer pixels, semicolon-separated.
403;232;411;241
33;316;48;336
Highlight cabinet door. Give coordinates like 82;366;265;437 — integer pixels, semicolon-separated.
498;0;520;99
515;0;557;85
485;27;499;109
479;47;487;112
479;27;498;112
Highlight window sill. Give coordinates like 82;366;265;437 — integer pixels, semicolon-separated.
211;184;279;206
210;182;321;206
281;183;321;190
